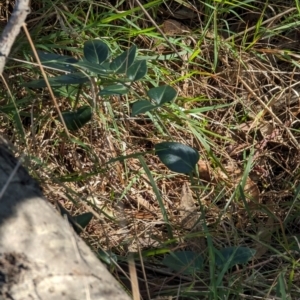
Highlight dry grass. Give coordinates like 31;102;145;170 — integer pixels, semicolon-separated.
1;0;300;299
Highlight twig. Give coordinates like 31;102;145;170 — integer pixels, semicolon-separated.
0;0;31;74
22;24;71;138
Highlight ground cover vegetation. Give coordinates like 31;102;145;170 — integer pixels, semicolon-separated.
1;0;300;299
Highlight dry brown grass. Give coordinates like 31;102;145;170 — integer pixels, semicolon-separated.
1;0;300;298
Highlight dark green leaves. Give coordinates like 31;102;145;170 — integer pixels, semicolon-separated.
75;60;112;75
110;45;136;73
73;212;93;233
155;142;200;174
131;85;177;116
25;41;147;92
127;60;147;81
56;202;93;234
161;247;255;276
162;251;203;275
131;100;156;116
147;85;177;105
99;84;129;96
37;51;78;72
215;246;256;270
23;73;90;88
60;105;92;131
98;249;118;266
84;40;110;64
24;40;176;133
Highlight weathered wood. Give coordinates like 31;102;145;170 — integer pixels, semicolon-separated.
0;138;131;299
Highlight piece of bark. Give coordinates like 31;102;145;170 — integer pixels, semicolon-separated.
0;137;131;300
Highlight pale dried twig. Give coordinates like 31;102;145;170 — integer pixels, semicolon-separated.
0;0;31;74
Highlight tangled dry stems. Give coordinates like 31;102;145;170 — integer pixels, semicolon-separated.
1;0;300;298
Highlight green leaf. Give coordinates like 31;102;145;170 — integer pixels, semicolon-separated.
110;44;136;73
155;142;200;174
23;73;89;88
126;60;147;81
56;201;82;234
162;251;203;275
147;85;177;105
52;85;78;98
276;272;288;298
37;51;78;72
288;234;300;253
99;84;129;96
131;100;156;116
73;212;93;231
61;105;92;131
84;40;110;64
215;246;256;270
97;249;118;266
75;60;113;75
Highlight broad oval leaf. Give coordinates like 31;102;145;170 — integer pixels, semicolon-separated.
215;246;256;270
162;251;203;275
147;85;177;105
49;73;89;85
84;40;110;64
23;73;89;88
61;105;92;131
37;51;78;72
126;60;147;81
131;100;156;116
110;44;136;74
75;60;113;75
99;84;129;96
73;212;93;232
155;142;200;174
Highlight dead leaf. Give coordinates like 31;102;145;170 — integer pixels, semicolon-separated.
198;160;211;182
243;177;260;209
134;194;158;216
253;217;275;259
179;182;200;230
161;19;190;36
179;183;206;251
260;122;274;137
180;183;196;217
